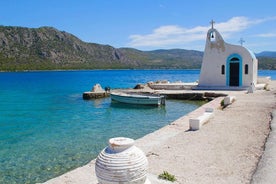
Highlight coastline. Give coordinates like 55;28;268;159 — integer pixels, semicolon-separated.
44;81;276;184
0;68;201;72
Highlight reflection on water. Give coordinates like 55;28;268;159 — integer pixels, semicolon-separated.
90;98;109;108
110;100;165;109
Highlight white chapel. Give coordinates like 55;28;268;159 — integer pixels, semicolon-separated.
198;20;258;89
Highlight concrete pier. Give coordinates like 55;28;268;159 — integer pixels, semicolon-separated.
83;89;227;101
82;83;110;99
82;91;109;99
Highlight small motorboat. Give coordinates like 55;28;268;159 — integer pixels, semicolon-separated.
110;92;165;106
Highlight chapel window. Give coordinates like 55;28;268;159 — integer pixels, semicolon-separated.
221;65;225;75
245;64;248;74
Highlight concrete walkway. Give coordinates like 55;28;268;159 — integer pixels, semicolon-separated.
251;110;276;184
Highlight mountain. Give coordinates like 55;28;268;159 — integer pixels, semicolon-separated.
0;26;137;70
256;51;276;58
0;25;275;71
255;51;276;70
119;48;203;69
0;26;203;71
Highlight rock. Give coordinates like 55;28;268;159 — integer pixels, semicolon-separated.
134;83;145;89
91;84;104;92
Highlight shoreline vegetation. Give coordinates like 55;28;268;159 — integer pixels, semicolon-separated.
0;68;202;72
0;26;275;71
1;58;276;72
0;68;276;74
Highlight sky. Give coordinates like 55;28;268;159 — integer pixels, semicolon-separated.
0;0;275;53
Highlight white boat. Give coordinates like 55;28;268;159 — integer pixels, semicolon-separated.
110;92;165;106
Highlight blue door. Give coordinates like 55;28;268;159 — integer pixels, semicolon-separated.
226;54;242;86
229;62;239;86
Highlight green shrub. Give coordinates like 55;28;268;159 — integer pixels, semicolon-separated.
158;171;176;182
220;99;224;107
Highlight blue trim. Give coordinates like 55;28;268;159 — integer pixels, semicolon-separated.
226;54;243;86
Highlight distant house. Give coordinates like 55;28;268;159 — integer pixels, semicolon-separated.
198;21;258;89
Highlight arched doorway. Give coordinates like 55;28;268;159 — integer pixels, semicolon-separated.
226;54;242;86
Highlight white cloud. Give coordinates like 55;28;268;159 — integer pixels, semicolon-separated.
216;17;251;33
256;33;276;38
218;16;276;37
128;25;207;47
127;16;276;49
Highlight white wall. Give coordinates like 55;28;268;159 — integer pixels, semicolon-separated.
198;28;257;88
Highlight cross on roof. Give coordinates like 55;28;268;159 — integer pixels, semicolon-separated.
210;19;215;29
239;38;245;46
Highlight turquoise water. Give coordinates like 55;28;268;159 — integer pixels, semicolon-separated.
0;70;202;184
0;69;275;184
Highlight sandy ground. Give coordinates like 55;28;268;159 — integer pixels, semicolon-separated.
44;81;276;184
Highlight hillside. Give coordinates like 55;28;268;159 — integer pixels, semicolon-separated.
0;26;202;71
0;26;137;70
119;48;203;69
257;57;276;70
255;51;276;69
0;26;275;71
256;51;276;58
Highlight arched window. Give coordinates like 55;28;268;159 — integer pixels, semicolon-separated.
221;65;225;75
230;57;239;61
245;64;248;74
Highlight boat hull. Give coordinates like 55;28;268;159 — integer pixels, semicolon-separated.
110;93;165;106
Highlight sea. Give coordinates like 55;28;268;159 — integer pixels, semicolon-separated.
0;69;275;184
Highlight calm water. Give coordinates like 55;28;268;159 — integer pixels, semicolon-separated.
0;69;275;184
0;70;202;184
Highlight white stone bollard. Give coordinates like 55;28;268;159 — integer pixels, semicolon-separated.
205;107;214;113
189;108;214;131
224;96;236;106
95;137;150;184
247;83;255;93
